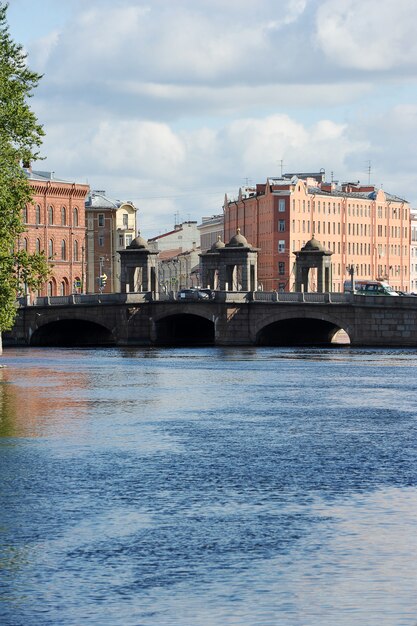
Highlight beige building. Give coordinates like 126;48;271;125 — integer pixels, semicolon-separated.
85;190;138;293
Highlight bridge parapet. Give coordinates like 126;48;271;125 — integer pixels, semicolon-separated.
253;291;350;303
30;292;154;307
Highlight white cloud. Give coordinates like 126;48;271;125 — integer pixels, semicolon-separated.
13;0;417;238
316;0;417;71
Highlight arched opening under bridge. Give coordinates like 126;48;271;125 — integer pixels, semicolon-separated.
30;319;116;347
256;317;350;347
155;314;215;346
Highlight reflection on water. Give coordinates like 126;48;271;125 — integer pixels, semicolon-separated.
1;346;417;626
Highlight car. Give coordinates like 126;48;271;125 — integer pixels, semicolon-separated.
198;288;214;299
177;288;210;300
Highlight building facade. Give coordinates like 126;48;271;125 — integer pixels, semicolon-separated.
22;168;89;297
410;211;417;293
158;248;201;294
224;173;411;292
85;191;138;293
197;214;224;253
148;221;200;253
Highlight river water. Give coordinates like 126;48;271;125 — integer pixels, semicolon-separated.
0;346;417;626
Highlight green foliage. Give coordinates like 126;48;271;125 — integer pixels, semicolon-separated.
0;2;48;331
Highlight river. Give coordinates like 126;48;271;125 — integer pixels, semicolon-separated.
0;346;417;626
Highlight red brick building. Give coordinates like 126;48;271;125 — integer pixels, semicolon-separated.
21;168;90;296
224;172;410;292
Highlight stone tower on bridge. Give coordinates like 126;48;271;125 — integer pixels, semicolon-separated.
293;237;333;293
200;229;259;291
119;234;159;295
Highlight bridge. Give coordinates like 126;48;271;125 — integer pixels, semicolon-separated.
5;291;417;348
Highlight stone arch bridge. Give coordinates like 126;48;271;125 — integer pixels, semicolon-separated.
5;292;417;348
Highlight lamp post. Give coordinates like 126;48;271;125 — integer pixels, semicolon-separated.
346;264;358;292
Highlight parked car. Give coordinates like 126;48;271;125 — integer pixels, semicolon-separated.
177;288;210;300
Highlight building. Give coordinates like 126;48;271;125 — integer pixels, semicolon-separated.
224;172;411;292
148;221;201;292
21;167;89;296
85;190;138;293
158;247;201;294
148;221;200;253
197;214;224;253
410;211;417;292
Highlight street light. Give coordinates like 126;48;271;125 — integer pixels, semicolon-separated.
346;263;358;292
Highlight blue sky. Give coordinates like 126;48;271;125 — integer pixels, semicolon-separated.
7;0;417;236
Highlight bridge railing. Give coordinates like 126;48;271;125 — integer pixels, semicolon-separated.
31;293;154;307
252;291;350;303
19;290;382;307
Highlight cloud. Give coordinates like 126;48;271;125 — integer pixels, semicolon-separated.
16;0;417;238
315;0;417;71
35;111;374;236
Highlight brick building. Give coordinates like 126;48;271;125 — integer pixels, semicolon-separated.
22;168;90;296
224;172;411;292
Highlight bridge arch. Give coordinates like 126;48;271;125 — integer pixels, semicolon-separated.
255;314;351;346
29;317;116;347
154;312;215;346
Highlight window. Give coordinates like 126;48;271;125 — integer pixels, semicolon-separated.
61;239;66;260
73;240;79;261
126;234;133;246
278;199;285;212
119;235;124;247
278;240;285;253
48;205;54;225
278;262;285;275
22;237;28;251
98;214;104;227
61;206;67;225
278;219;285;232
73;207;79;227
22;206;28;223
123;213;128;227
48;239;54;258
60;281;66;296
98;236;104;247
36;238;41;253
278;282;285;292
35;205;41;225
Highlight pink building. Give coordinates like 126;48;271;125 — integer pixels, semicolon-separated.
224;172;410;292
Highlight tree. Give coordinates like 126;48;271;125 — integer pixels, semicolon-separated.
0;2;49;351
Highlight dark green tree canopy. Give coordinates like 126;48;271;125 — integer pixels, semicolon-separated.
0;2;48;332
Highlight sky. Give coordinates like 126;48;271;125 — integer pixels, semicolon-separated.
7;0;417;237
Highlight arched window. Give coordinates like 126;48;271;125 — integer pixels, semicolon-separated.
35;205;41;225
23;238;28;251
47;281;53;297
48;239;54;258
22;206;28;223
73;207;79;227
48;205;54;225
61;206;67;225
73;239;79;261
61;239;66;260
36;238;41;253
60;281;66;296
